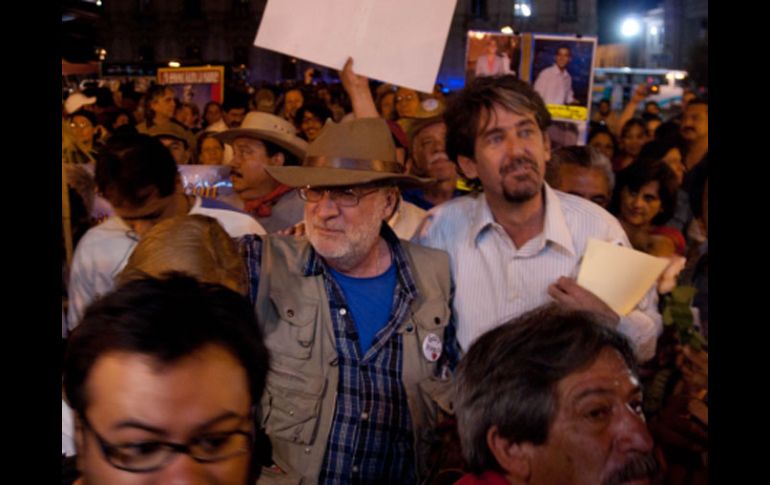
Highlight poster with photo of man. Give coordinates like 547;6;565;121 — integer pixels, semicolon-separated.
464;31;522;84
526;35;596;123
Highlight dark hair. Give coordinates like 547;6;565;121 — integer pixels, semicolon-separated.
63;274;269;418
641;112;662;123
95;133;178;207
644;101;660;110
638;137;685;162
262;139;300;167
444;74;551;163
455;304;637;474
106;108;135;132
222;91;249;113
69;109;98;127
610;158;679;225
556;45;571;55
686;98;708;110
143;84;174;128
587;125;619;158
294;101;333;132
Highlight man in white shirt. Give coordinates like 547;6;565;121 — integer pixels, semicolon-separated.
533;45;576;105
416;75;661;362
67;133;264;332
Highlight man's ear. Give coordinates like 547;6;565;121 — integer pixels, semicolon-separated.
486;425;531;482
405;157;415;175
457;155;479;180
382;186;399;220
268;151;286;167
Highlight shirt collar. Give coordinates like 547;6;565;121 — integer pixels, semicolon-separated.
302;224;419;299
469;185;575;256
541;183;576;256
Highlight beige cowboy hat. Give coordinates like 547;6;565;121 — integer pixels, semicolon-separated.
265;118;432;188
215;112;307;159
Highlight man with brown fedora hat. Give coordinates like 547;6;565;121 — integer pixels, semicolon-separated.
239;117;457;484
216;111;308;232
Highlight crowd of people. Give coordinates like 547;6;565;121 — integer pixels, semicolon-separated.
61;61;708;484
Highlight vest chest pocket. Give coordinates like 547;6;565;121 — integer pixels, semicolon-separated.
411;300;451;338
262;364;327;446
266;291;318;360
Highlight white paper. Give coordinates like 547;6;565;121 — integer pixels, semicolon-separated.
577;239;669;316
254;0;458;93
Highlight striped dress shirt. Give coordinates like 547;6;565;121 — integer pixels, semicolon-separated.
416;184;661;361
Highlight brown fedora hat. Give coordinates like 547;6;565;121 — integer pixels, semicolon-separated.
215;112;308;159
265;118;431;188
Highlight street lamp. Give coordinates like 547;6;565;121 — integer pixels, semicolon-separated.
621;18;641;38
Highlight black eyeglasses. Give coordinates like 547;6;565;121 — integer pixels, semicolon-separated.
297;185;382;207
81;415;252;473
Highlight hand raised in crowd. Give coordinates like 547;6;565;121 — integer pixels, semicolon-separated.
547;276;619;326
340;57;379;118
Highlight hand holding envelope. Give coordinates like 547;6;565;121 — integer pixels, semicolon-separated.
574;239;669;316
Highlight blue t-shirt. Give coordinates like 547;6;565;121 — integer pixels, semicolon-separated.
329;263;397;356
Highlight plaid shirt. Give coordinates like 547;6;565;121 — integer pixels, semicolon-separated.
239;226;458;484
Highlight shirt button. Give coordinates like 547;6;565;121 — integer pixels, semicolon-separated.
405;324;414;333
339;308;347;316
361;412;369;420
352;465;359;473
304;447;311;454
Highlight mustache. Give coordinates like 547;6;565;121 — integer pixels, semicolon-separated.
428;152;451;165
603;453;659;485
499;156;539;176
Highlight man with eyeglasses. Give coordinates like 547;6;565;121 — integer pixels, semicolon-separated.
62;274;270;484
66;133;265;333
238;117;457;483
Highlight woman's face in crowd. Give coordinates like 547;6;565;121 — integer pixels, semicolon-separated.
621;125;648;157
199;136;224;165
589;132;615;160
619;181;662;228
